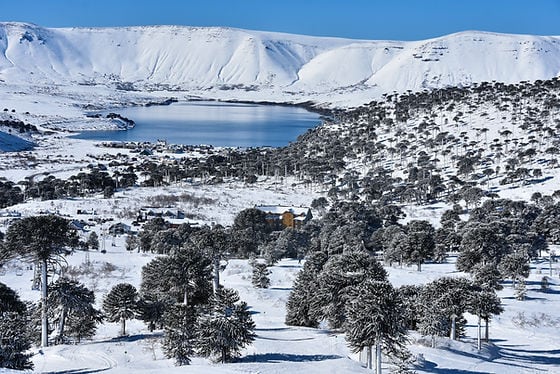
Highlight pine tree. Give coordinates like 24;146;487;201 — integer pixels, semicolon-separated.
162;303;198;365
345;280;408;373
312;251;387;329
251;263;271;288
138;293;171;332
417;277;473;342
0;283;33;370
0;312;34;370
65;306;103;343
466;288;503;347
2;215;79;347
196;288;256;363
86;231;99;250
48;277;100;344
285;251;328;327
141;245;212;306
402;220;435;271
103;283;139;336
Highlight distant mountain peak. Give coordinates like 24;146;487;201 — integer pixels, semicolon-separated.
0;23;559;107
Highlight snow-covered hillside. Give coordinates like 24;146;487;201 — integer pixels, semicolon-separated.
1;23;560;106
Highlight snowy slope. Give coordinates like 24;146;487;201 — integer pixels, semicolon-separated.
1;23;560;106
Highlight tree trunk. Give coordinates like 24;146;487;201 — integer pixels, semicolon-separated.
120;318;126;336
366;346;372;370
477;316;482;351
213;256;220;295
484;317;489;342
222;347;227;364
375;339;382;374
58;307;67;343
450;315;456;340
183;289;188;306
417;260;422;272
41;258;48;348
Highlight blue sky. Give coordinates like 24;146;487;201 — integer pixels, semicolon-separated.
1;0;559;40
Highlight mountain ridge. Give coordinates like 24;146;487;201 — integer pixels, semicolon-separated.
1;23;560;106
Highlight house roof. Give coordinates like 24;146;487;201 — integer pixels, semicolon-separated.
255;205;310;217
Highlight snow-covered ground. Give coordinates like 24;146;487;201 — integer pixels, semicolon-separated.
1;242;559;373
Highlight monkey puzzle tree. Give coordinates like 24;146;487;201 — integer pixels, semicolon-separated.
2;215;78;347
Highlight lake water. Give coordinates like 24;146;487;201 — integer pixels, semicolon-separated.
73;101;321;147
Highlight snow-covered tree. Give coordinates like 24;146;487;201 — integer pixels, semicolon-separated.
196;288;256;363
285;251;328;327
2;215;78;347
48;277;100;344
402;220;435;271
140;245;212;306
0;283;33;370
467;288;503;349
345;280;408;373
498;251;530;288
103;283;139;336
162;303;198;366
418;277;473;343
86;231;99;251
251;263;271;288
138;293;171;332
312;251;387;329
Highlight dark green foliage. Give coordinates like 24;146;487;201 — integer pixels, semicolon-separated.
251;263;271;288
417;277;474;340
138;218;169;253
231;208;270;256
103;283;139;336
312;251;387;329
397;284;423;330
345;280;408;359
402;220;435;271
138;293;171;332
86;231;99;250
2;215;78;262
48;277;101;344
0;283;33;370
0;312;34;370
196;288;256;363
140;244;212;306
162;304;198;366
0;282;26;314
285;251;328;327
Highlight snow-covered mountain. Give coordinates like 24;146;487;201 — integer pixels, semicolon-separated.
1;22;560;106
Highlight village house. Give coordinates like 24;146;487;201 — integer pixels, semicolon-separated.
137;207;186;222
255;205;312;230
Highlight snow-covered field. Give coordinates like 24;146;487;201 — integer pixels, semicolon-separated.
1;238;559;373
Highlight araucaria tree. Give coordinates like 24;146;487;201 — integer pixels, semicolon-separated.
2;215;78;347
103;283;139;336
48;277;101;344
312;251;387;329
0;283;34;370
196;288;256;363
285;251;328;327
251;263;271;288
402;220;435;271
162;303;198;366
345;280;407;374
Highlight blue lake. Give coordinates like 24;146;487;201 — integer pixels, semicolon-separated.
73;101;321;147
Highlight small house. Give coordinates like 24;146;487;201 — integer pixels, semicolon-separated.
255;205;312;230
